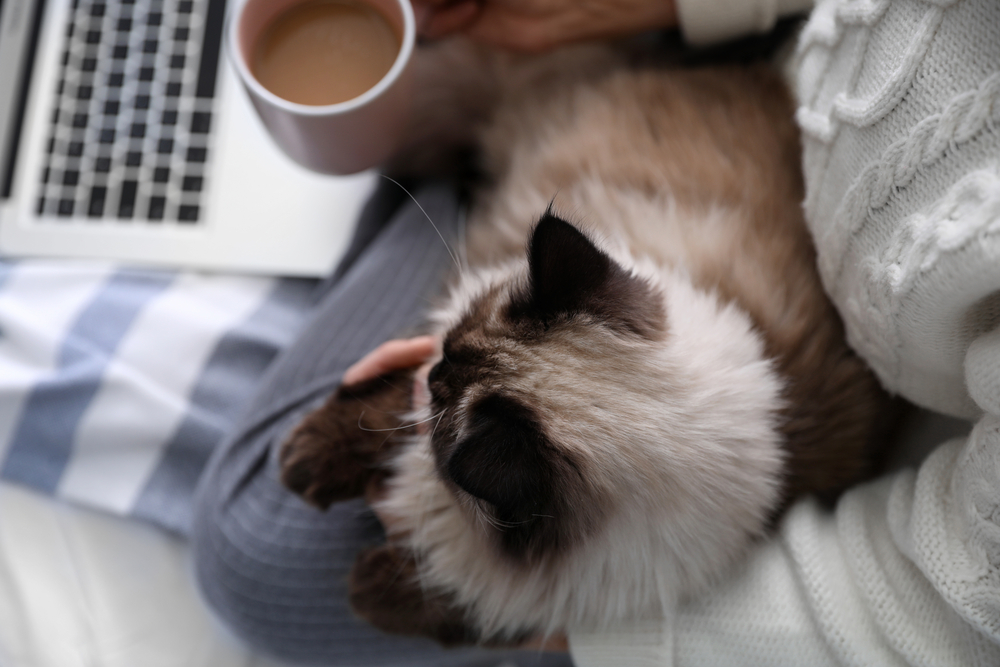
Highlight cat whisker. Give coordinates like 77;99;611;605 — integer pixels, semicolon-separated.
380;174;463;272
428;409;446;438
357;409;446;433
471;501;533;529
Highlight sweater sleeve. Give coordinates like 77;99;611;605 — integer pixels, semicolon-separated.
675;0;814;45
571;406;1000;666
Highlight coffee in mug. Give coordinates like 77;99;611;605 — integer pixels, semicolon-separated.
251;0;401;106
228;0;416;175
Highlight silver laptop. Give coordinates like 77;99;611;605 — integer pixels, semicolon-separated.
0;0;377;277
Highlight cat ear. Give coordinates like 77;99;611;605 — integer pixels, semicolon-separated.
515;211;665;338
445;394;554;525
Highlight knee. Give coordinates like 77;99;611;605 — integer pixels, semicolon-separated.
191;447;384;661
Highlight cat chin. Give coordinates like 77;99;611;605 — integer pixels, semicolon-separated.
377;260;787;639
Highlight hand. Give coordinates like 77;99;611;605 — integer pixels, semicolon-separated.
414;0;679;53
342;335;438;386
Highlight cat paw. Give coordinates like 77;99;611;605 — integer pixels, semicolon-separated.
349;545;482;647
280;369;417;509
279;420;369;509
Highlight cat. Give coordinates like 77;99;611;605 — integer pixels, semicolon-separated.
279;40;894;646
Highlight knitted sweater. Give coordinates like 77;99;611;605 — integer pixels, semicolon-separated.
570;0;1000;664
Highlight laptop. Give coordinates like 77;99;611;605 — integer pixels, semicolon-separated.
0;0;378;277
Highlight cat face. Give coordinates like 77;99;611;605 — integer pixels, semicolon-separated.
423;212;669;562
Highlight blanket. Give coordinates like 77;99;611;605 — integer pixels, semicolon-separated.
0;261;318;534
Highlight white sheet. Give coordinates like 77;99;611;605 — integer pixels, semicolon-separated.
0;481;294;667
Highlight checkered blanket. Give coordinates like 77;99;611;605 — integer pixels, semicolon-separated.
0;260;318;534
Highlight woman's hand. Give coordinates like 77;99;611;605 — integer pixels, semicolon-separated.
342;335;438;386
413;0;678;53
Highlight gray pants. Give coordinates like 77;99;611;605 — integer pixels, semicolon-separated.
191;181;573;667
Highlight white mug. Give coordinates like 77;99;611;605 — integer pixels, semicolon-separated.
227;0;416;175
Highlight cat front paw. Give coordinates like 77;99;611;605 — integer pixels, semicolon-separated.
280;369;417;509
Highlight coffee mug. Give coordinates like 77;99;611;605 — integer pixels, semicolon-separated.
228;0;416;175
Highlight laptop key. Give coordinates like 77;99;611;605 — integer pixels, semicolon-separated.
190;112;211;134
88;187;107;217
118;181;137;218
148;196;166;221
178;205;199;223
186;147;207;163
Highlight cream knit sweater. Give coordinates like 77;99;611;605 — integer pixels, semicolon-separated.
571;0;1000;664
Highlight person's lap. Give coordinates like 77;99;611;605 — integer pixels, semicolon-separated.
191;180;572;666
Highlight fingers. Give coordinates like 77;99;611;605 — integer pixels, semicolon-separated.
458;0;680;53
519;633;569;651
343;335;438;386
414;0;482;39
464;11;553;53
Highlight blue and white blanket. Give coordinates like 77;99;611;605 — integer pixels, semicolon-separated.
0;260;319;534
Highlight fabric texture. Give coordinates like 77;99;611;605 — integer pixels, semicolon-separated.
570;0;1000;664
0;260;319;534
676;0;814;44
191;180;573;667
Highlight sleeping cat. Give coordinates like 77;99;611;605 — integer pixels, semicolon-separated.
279;41;893;646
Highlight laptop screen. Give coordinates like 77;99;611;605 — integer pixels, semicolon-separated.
0;0;46;199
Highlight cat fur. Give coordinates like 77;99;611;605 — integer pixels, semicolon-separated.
281;41;891;645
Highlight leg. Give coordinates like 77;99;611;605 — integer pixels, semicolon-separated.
191;181;571;667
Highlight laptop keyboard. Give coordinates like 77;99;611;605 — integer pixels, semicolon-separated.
36;0;227;225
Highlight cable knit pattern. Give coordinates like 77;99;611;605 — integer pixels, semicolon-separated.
796;0;1000;416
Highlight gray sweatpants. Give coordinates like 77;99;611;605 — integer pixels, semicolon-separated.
191;181;573;667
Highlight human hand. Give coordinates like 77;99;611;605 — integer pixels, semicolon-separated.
413;0;678;53
342;335;438;386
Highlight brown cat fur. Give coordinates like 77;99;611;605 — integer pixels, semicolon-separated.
281;40;893;646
